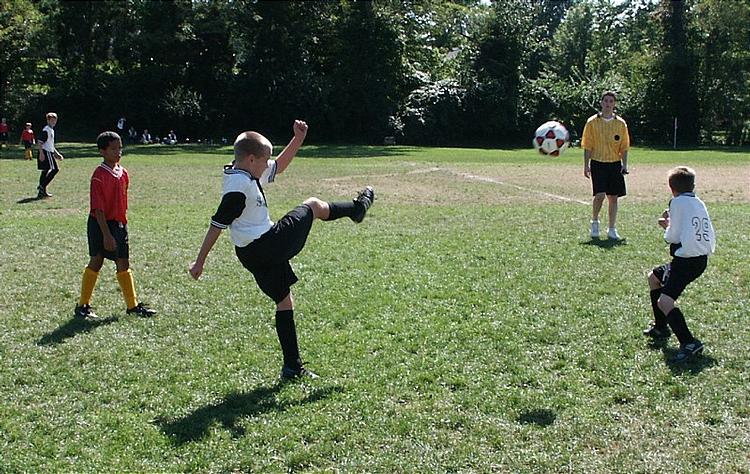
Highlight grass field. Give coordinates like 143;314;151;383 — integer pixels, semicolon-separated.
0;143;749;473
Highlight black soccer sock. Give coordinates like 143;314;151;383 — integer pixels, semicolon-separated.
666;307;695;345
39;171;47;189
44;168;59;187
325;201;357;221
275;310;301;369
650;289;668;328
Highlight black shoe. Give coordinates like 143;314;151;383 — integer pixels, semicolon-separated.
280;365;319;381
670;339;704;363
74;304;98;319
37;186;52;198
351;186;375;223
643;324;671;339
126;303;157;317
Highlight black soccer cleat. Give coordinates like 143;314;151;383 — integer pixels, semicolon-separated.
643;324;672;340
670;339;704;364
74;304;98;320
280;365;319;381
126;303;157;317
37;186;52;198
351;186;375;223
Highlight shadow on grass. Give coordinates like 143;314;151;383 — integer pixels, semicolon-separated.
17;196;45;204
157;384;344;445
297;144;412;159
517;408;556;427
662;347;717;375
579;238;627;249
37;316;120;346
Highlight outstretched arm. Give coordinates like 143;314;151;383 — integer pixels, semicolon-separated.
189;225;223;280
274;120;308;174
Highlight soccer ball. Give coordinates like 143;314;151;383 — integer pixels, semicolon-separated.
533;121;570;157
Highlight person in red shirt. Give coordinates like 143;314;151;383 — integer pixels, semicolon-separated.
20;122;35;160
74;131;156;319
0;118;9;147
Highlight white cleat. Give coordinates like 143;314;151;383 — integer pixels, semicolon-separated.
590;220;600;239
607;228;621;240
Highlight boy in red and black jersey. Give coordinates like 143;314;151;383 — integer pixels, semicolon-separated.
74;131;156;319
20;122;35;160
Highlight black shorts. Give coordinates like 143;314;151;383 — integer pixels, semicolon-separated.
235;204;315;304
0;132;8;141
591;160;626;197
652;255;708;300
23;140;33;149
37;149;58;171
87;215;130;260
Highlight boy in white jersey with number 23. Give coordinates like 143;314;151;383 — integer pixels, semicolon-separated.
189;120;375;380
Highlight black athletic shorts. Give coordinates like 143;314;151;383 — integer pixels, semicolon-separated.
235;204;315;304
87;214;130;260
37;149;57;171
591;160;626;197
652;255;707;300
0;132;8;141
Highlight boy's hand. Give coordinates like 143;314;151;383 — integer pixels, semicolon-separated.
189;261;204;280
103;234;117;252
658;208;670;229
293;120;308;140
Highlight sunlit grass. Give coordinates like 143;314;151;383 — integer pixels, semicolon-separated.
0;144;748;472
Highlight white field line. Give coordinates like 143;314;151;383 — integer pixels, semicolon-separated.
445;170;589;205
321;166;589;205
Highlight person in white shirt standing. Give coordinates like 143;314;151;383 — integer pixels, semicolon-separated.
37;112;64;198
643;166;716;363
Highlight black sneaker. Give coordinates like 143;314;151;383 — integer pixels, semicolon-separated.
280;365;319;381
126;303;157;317
351;186;375;223
37;186;51;198
643;325;672;339
74;304;98;319
670;339;704;363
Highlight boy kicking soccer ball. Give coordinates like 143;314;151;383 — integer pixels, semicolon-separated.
643;166;715;363
189;120;375;380
74;131;156;319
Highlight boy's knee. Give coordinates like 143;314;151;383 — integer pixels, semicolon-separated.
647;271;660;287
88;256;104;272
303;197;328;218
657;294;675;314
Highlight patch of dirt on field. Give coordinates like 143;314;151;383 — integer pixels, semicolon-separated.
315;163;749;206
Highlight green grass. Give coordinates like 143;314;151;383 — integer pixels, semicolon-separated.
1;143;749;472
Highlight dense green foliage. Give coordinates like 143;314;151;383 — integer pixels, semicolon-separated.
0;144;748;471
1;0;749;145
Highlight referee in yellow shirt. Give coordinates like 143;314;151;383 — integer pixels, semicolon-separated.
582;91;630;240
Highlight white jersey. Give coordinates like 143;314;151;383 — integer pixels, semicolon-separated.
41;125;55;152
664;192;716;258
211;160;278;247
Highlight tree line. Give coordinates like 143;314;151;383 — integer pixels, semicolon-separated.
1;0;748;146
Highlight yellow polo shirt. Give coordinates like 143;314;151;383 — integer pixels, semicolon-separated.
581;114;630;163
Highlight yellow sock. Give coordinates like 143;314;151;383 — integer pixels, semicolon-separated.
78;267;99;306
25;149;32;160
116;269;138;310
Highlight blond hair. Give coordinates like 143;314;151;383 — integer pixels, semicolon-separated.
233;131;271;162
46;112;58;120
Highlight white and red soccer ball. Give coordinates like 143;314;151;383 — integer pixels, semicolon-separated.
533;120;570;157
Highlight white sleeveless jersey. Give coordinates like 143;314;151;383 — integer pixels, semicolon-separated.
212;160;277;247
41;125;55;152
